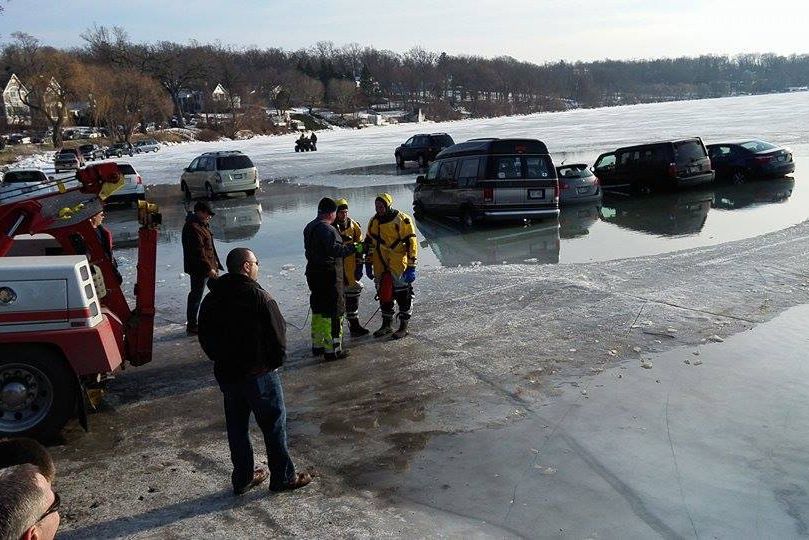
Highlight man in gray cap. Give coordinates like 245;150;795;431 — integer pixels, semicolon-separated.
182;201;223;335
303;197;362;361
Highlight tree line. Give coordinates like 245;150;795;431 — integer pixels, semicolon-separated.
2;25;808;146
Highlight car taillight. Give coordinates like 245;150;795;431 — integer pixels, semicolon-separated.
554;182;560;201
136;175;142;185
668;162;677;177
483;187;494;202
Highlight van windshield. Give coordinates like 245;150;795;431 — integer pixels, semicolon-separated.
217;155;254;170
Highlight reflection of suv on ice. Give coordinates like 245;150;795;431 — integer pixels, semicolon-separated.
395;133;455;168
133;139;160;153
593;138;714;193
106;142;134;158
180;151;259;200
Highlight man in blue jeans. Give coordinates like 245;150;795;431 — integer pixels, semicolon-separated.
198;247;312;494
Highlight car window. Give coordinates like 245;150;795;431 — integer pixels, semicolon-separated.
2;171;45;183
431;135;454;147
709;146;731;159
118;164;136;175
202;157;216;171
525;156;552;178
495;157;523;179
404;137;415;147
438;160;457;181
425;161;440;181
595;154;616;170
188;158;200;170
217;155;254;170
740;140;778;152
674;141;707;163
619;151;639;165
458;158;479;180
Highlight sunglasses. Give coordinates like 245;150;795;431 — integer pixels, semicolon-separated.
37;491;60;523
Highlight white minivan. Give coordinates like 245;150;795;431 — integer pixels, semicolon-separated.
180;151;259;200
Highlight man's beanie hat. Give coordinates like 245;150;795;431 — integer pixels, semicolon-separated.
318;197;338;213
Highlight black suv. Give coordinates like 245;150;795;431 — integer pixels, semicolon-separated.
593;138;714;192
395;133;454;168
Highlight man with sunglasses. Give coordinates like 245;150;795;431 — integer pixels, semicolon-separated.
198;248;312;495
0;464;60;540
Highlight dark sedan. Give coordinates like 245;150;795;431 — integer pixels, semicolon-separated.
707;140;795;184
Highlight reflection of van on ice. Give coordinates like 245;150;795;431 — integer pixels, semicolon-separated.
413;138;560;228
593;138;714;193
416;215;560;266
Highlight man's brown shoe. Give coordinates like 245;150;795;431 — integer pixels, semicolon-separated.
234;467;269;495
270;472;313;492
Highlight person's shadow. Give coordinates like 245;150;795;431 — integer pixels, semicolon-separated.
59;488;293;538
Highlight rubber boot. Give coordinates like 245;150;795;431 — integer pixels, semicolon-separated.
324;349;350;362
348;318;370;337
391;318;409;340
373;316;393;338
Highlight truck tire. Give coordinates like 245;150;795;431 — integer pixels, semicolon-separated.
418;154;428;168
396;154;404;168
181;181;192;201
205;183;216;201
0;346;78;439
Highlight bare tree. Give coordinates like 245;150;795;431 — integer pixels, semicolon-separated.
327;79;358;117
88;66;171;143
5;32;91;146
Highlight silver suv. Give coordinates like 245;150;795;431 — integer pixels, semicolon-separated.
180;151;258;200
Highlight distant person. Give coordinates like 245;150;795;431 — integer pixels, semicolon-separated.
0;438;56;482
304;197;362;360
365;193;418;339
198;247;312;494
334;198;369;337
0;464;61;540
182;201;222;335
309;132;317;150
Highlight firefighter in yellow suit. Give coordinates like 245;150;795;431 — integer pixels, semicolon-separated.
364;193;418;339
334;198;370;337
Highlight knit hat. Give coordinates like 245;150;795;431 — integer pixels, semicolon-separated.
375;192;393;209
335;198;349;211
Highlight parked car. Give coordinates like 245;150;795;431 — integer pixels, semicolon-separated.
78;144;106;161
706;139;795;184
106;142;134;158
29;132;46;144
106;163;145;205
556;164;601;204
0;169;62;204
414;138;559;227
593;138;714;193
395;133;455;168
7;133;31;145
180;151;259;200
133;139;160;153
54;148;85;172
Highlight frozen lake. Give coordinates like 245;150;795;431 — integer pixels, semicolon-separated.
92;91;809;324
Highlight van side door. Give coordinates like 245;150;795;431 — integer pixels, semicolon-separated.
419;161;440;209
435;159;458;211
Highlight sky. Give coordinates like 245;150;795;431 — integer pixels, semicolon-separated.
2;0;808;64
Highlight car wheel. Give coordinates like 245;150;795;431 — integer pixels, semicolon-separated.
244;189;256;197
731;169;746;185
413;200;425;217
181;181;192;201
205;183;216;201
418;154;428;168
0;346;78;439
396;154;404;168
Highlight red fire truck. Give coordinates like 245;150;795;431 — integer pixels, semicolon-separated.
0;163;159;438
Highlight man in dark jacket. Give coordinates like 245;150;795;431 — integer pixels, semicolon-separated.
198;247;312;495
304;197;360;361
182;201;222;335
